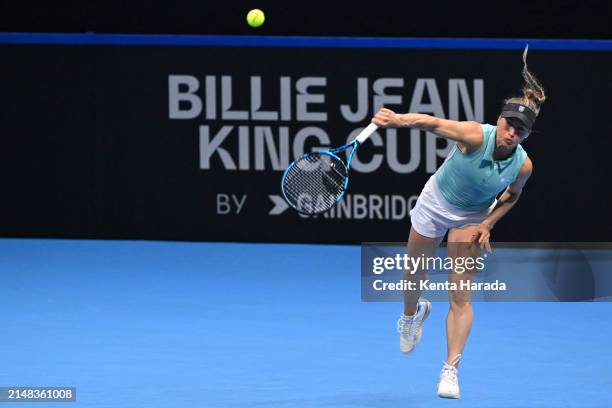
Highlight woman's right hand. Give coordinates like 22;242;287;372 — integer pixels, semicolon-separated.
372;107;403;128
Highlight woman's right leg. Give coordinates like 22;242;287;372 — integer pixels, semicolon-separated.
403;227;444;315
398;227;444;354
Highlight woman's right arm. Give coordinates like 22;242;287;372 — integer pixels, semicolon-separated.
371;107;483;151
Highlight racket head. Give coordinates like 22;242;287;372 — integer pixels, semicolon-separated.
281;151;348;215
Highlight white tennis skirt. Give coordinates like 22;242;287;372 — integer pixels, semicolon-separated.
409;176;497;239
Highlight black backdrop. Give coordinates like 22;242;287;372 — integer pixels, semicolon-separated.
0;0;610;39
1;38;611;243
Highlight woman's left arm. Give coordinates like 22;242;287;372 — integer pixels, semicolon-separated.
473;157;533;252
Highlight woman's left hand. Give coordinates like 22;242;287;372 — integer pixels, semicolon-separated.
472;223;492;254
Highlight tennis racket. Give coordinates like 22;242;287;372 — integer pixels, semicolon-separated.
281;123;378;215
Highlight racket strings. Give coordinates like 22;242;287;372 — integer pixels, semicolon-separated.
283;154;348;214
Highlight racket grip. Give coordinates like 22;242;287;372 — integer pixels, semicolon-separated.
355;123;378;144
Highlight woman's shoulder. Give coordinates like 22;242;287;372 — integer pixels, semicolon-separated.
480;123;497;136
516;143;529;163
459;122;490;155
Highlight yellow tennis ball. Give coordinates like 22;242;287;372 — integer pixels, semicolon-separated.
246;9;265;28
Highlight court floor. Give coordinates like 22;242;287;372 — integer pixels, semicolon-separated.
1;239;610;407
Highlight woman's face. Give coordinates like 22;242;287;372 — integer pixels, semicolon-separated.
497;116;531;147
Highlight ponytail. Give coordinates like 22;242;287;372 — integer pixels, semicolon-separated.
505;45;546;115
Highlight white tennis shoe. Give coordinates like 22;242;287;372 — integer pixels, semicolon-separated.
396;298;431;354
437;354;462;399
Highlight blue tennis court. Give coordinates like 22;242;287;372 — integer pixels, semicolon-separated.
1;238;610;407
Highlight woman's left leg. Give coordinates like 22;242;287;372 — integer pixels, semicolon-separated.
437;225;482;399
445;225;482;366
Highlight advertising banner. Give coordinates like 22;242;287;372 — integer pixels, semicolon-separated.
1;37;611;243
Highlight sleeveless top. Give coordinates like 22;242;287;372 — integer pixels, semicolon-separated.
435;123;527;212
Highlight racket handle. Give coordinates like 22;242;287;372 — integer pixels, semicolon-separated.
355;123;378;144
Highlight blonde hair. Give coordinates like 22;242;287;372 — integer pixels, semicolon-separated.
505;45;546;115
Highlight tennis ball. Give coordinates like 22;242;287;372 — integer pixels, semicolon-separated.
246;9;265;28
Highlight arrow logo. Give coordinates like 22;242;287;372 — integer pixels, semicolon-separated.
268;195;290;215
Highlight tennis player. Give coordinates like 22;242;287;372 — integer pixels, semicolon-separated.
371;48;545;399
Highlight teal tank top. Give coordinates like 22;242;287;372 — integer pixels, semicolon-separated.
435;123;527;212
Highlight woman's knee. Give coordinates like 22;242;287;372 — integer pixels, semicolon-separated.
449;295;472;312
